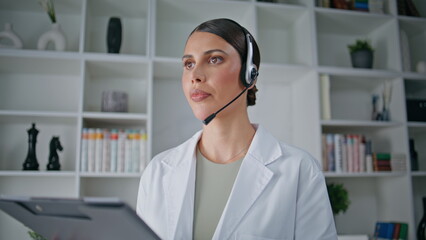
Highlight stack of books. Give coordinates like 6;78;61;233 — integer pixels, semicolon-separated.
322;133;407;173
374;222;408;240
80;128;148;173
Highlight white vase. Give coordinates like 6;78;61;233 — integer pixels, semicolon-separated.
0;23;23;49
37;23;66;51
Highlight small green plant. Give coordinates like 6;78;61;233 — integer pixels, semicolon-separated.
327;183;350;215
28;230;47;240
38;0;56;23
347;39;374;54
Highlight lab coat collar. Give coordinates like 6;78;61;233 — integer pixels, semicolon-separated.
213;124;280;239
161;124;282;239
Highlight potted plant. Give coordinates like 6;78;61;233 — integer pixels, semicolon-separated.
347;39;374;69
327;183;350;216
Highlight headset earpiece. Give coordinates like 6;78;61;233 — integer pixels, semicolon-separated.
243;33;258;88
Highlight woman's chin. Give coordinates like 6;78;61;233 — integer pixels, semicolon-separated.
192;110;213;122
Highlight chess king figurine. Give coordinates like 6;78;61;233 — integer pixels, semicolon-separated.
23;123;39;170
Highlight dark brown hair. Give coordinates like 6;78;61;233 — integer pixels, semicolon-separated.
189;18;260;106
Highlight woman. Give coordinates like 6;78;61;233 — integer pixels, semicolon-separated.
137;18;337;240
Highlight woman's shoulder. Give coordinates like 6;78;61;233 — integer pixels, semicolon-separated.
265;135;322;177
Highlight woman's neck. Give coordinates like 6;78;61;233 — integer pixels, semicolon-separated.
198;112;255;164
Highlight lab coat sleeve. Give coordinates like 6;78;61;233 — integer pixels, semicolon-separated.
294;170;337;240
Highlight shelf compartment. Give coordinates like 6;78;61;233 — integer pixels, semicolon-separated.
155;0;254;58
326;177;412;236
398;17;426;72
315;10;399;71
79;177;139;209
256;4;313;65
321;74;405;122
0;0;83;51
84;0;149;55
83;60;149;114
0;56;81;112
0;115;78;172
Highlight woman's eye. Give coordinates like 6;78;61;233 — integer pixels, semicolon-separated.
184;61;195;70
208;56;223;64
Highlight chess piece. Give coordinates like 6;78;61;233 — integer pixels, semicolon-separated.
47;136;63;171
23;123;39;170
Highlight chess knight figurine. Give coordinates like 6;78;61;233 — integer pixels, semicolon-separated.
47;136;63;171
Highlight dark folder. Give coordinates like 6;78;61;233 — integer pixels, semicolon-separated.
0;195;160;240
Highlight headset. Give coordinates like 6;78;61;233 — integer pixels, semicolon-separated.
236;22;259;88
202;19;259;125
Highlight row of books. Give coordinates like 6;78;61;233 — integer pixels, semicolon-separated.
316;0;369;11
80;128;148;173
374;221;408;240
322;133;407;172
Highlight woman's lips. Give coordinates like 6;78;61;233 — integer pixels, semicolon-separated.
190;89;211;102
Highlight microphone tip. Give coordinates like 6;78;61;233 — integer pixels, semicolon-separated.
203;113;216;125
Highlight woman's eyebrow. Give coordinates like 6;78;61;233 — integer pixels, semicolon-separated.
182;49;228;60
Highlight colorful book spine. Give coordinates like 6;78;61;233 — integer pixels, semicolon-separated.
87;128;96;172
322;134;328;171
117;129;126;172
347;135;354;172
374;221;408;240
131;130;139;173
326;134;335;171
359;137;366;172
140;128;148;172
124;130;133;173
334;134;343;172
102;129;111;172
95;128;103;172
110;129;118;172
80;128;89;172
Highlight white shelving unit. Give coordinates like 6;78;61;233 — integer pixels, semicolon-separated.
0;0;425;239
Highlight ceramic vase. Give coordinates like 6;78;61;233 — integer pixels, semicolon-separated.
37;23;66;51
107;17;122;53
0;23;23;49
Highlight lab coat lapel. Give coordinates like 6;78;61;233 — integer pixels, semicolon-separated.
214;155;273;239
214;126;280;240
162;131;201;240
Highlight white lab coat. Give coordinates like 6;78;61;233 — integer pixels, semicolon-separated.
137;125;337;240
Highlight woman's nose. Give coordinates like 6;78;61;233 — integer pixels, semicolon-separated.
191;65;206;83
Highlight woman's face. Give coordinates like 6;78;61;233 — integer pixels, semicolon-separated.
182;31;244;121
